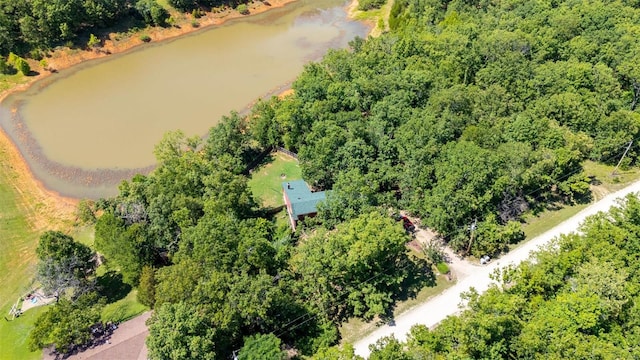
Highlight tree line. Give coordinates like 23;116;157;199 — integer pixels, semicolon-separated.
0;0;251;58
27;0;640;357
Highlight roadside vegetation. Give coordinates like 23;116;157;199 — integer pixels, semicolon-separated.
7;0;640;358
363;195;640;359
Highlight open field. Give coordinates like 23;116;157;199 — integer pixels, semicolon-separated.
0;129;76;360
0;130;145;359
248;152;301;208
0;306;47;360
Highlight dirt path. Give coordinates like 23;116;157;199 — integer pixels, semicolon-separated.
43;312;152;360
354;179;640;358
411;226;480;280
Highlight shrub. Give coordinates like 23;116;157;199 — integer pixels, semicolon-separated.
436;262;450;274
191;8;204;18
76;199;96;224
140;34;152;42
237;4;249;15
7;52;18;66
29;49;44;60
39;59;48;70
190;19;199;28
358;0;386;11
14;57;30;75
150;4;169;26
137;0;170;26
87;34;100;49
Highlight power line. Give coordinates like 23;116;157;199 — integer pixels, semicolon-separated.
270;136;640;342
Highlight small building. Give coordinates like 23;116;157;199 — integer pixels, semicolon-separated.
282;180;326;231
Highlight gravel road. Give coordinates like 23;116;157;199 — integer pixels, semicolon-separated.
354;179;640;358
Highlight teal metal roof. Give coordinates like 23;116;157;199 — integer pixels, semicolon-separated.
283;180;326;219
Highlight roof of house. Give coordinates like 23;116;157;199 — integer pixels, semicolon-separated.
282;180;326;220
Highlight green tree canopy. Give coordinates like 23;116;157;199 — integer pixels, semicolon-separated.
36;231;96;300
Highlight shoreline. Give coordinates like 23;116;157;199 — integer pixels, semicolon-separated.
0;124;77;228
0;0;370;203
0;0;300;205
0;0;298;105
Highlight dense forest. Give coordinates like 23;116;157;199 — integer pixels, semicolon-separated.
255;0;640;255
0;0;250;56
27;0;640;358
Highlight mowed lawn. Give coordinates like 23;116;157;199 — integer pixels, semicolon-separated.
0;147;43;359
248;152;301;208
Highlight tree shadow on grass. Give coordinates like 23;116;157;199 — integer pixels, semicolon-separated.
97;271;131;303
246;152;276;175
379;257;436;324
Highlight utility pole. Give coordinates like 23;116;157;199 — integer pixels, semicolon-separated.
466;218;477;256
612;140;633;176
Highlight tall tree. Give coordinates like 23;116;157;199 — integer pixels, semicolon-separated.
36;231;96;300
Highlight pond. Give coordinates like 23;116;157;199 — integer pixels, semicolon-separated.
0;0;369;198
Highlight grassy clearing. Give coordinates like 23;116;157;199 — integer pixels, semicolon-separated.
521;162;640;241
349;0;394;37
339;273;454;345
101;290;148;323
521;202;589;240
0;72;28;93
583;160;640;194
0;138;46;360
248;152;301;208
0;306;47;360
0;166;37;314
71;225;95;247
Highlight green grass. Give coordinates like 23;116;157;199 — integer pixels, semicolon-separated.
75;226;147;323
0;306;47;360
583;160;640;194
521;202;589;240
248;152;301;208
350;0;395;36
521;163;640;241
0;72;28;93
101;289;148;323
0;137;44;360
72;225;95;247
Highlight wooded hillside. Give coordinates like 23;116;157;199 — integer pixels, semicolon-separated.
26;0;640;358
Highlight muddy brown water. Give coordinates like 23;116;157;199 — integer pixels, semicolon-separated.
0;0;369;199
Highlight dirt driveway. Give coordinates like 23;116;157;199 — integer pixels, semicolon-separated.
354;179;640;358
